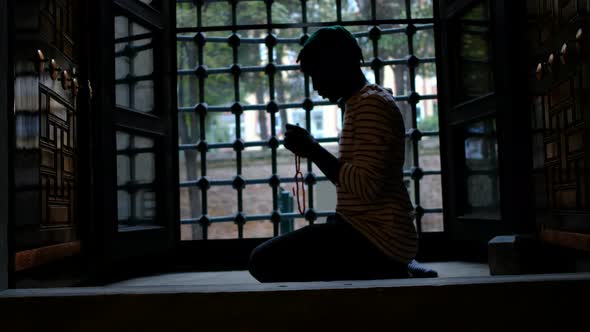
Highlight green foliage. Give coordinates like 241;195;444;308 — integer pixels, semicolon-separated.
176;0;436;144
419;114;439;132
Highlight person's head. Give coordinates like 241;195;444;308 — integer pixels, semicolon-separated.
297;26;365;103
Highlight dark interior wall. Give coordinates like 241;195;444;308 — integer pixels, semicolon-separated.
526;1;590;252
11;0;81;260
1;0;14;290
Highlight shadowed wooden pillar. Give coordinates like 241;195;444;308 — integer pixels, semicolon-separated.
527;1;590;253
12;0;81;272
1;0;14;291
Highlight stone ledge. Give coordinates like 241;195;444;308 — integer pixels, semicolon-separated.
1;273;589;331
2;272;590;297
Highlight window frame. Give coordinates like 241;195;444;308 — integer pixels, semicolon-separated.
175;0;446;265
82;0;180;279
0;0;14;291
437;0;533;259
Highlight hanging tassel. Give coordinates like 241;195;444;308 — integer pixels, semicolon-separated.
292;155;306;215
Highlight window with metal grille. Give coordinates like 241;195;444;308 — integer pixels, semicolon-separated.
176;0;442;241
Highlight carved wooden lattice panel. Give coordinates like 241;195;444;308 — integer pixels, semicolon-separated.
528;0;590;246
39;89;76;227
544;76;587;210
9;0;84;277
40;0;76;59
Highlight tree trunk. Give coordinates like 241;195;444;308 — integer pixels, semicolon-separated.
178;42;202;240
393;65;414;171
256;80;269;141
275;46;288;135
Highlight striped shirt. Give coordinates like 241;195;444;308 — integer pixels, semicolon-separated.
336;84;417;264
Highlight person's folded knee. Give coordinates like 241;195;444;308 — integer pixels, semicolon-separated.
248;245;273;282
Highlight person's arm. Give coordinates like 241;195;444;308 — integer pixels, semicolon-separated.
336;101;403;202
283;124;341;185
309;141;341;185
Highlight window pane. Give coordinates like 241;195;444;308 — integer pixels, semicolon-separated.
177;73;199;107
406;178;416;206
414;28;435;59
454;1;494;104
380;27;408;61
244;220;274;238
209;222;238;239
293;217;308;231
417;99;439;132
420;175;442;210
273;1;302;24
357;35;373;66
181;223;203;240
403;138;415;170
176;2;197;28
276;70;306;105
116;131;157;228
462;118;500;219
207;147;235;179
242;145;271;180
208;185;237;217
422;213;443;232
384;65;410;97
116;155;130;186
133;81;155;112
114;16;155;113
201;1;231;27
238;43;266;68
277;146;298;180
204;39;233;71
307;0;337;22
237;1;267;25
412;0;433;18
207;112;237;144
135;189;156;220
419;136;440;171
376;0;406;20
176;0;442;237
315;180;337;212
243;183;273;216
204;74;234;107
240;72;267;105
342;0;371;21
415;63;437;97
133;46;154;77
179;187;200;220
135;153;156;183
118;190;131;220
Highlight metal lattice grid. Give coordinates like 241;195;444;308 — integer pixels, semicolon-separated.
114;13;159;227
176;0;442;240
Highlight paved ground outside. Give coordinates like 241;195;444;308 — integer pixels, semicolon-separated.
179;138;443;240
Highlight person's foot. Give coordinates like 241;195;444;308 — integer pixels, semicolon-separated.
407;260;438;278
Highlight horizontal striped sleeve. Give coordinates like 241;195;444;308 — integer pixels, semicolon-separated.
337;104;396;202
336;84;417;264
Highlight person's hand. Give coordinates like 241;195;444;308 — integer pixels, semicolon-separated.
283;123;317;158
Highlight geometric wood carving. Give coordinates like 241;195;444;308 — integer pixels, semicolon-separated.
40;0;76;60
528;0;590;247
40;89;76;227
544;75;587;211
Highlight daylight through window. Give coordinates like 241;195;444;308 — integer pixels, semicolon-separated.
176;0;442;240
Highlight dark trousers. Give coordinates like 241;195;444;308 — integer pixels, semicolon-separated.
248;214;409;282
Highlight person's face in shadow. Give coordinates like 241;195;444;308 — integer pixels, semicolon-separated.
308;59;350;104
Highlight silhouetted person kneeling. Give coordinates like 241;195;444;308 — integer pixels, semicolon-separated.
248;26;422;282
